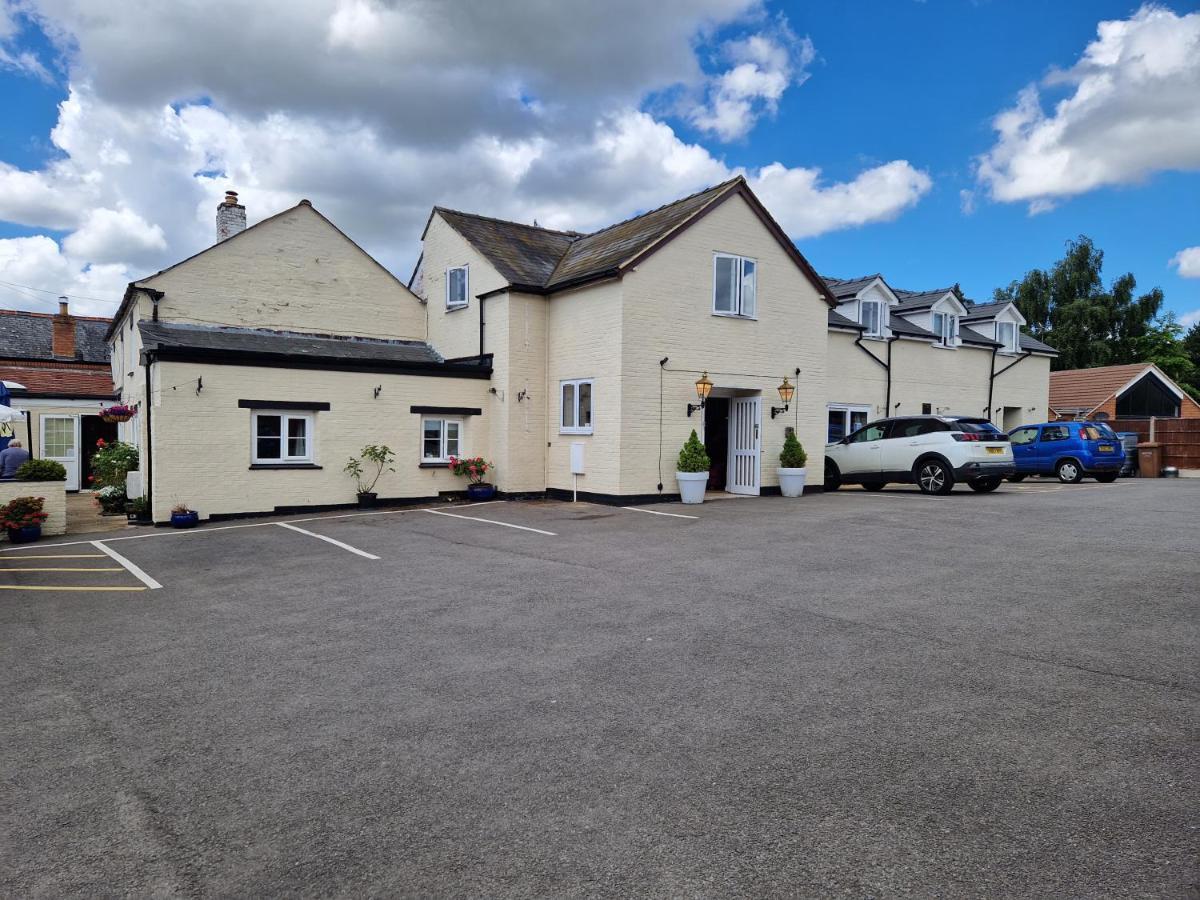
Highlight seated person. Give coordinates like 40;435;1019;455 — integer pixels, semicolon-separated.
0;439;30;479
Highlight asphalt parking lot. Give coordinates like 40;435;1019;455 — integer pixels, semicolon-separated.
3;479;1197;897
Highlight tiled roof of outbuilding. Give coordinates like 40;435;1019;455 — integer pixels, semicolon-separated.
1048;364;1157;411
0;362;116;398
0;309;112;363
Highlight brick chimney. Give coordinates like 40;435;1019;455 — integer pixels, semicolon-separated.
51;296;75;359
216;190;246;242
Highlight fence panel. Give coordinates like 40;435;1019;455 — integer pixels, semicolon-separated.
1114;417;1200;469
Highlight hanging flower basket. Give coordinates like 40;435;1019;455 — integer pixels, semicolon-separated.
100;404;136;424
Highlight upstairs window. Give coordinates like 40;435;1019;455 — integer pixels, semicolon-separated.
861;300;884;337
560;379;594;435
713;254;757;318
997;321;1019;353
446;266;469;309
932;311;957;347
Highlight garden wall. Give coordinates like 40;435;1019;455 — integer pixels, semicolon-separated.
1114;418;1200;470
0;481;67;537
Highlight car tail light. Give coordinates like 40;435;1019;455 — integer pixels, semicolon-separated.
952;432;979;442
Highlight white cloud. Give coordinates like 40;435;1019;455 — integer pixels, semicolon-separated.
0;1;934;314
689;20;815;141
0;2;52;80
1178;308;1200;329
0;235;132;315
1170;246;1200;279
959;189;976;215
976;4;1200;210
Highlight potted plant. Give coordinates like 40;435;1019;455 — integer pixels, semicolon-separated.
777;430;808;497
125;496;152;524
676;429;711;504
14;458;67;482
449;456;496;500
344;444;396;508
99;403;136;423
1;495;49;544
170;503;199;528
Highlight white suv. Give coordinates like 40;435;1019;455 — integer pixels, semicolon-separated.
824;416;1015;495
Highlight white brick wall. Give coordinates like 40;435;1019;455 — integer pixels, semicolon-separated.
0;481;66;536
420;215;510;361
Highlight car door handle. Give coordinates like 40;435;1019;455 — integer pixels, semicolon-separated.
908;440;919;445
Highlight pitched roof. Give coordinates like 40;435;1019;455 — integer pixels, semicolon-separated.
822;275;884;299
960;300;1013;321
139;321;443;365
0;362;116;399
891;287;957;312
1048;364;1173;413
828;309;864;330
0;309;112;364
889;316;937;339
433;177;835;305
959;325;1001;347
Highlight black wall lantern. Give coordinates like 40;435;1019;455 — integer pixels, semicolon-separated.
687;371;713;417
770;376;795;419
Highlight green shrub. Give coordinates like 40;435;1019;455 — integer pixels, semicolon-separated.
90;440;139;488
779;430;808;468
15;458;67;481
344;444;396;495
676;429;712;473
96;485;127;515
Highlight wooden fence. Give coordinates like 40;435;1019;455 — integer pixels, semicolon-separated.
1113;418;1200;470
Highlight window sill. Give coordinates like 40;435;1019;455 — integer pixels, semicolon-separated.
711;311;757;321
445;303;469;313
419;461;450;468
559;429;594;436
931;343;957;350
249;463;322;470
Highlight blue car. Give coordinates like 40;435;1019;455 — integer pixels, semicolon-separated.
1006;422;1126;483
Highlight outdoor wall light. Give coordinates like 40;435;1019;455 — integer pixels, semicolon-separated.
687;371;713;417
770;376;795;419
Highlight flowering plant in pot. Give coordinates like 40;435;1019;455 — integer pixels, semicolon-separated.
675;429;711;504
449;456;496;500
99;403;136;423
777;430;808;498
170;503;199;528
344;444;396;508
1;495;49;543
125;496;151;524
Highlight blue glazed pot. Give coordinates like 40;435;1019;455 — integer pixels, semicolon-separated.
466;483;496;500
170;510;199;528
7;524;41;544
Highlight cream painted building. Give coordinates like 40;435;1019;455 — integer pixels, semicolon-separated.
822;275;1056;442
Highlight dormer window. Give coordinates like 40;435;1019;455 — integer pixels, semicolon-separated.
932;311;957;347
997;321;1019;353
861;299;884;337
446;265;468;309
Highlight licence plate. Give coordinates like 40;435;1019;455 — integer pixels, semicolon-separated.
986;446;1005;455
1098;444;1114;452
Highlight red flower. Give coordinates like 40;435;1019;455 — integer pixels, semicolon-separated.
96;438;107;447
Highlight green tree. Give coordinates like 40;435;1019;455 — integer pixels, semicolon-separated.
1134;315;1196;388
993;236;1164;371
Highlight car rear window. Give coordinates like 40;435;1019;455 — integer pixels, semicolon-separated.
952;418;1008;440
1081;426;1104;440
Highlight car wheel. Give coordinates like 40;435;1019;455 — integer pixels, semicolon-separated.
968;477;1002;493
1007;474;1026;482
824;461;841;492
863;482;885;492
915;459;954;495
1056;460;1083;484
1094;472;1118;483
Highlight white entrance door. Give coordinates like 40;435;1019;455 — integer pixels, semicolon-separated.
727;397;761;495
41;414;80;490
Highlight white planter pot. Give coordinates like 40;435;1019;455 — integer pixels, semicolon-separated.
777;467;807;498
676;470;709;504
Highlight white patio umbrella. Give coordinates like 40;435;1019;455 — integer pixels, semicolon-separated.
0;405;25;423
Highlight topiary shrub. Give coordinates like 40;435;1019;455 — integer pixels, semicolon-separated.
677;429;712;473
779;430;807;468
15;458;67;481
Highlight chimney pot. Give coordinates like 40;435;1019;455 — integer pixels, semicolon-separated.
216;188;247;242
58;296;69;317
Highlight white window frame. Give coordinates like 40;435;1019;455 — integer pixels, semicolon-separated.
421;417;463;463
827;403;872;442
446;265;469;309
996;320;1019;353
560;378;594;435
251;411;315;464
932;311;958;348
712;253;757;319
861;299;884;337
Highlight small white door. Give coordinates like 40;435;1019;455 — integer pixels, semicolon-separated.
41;414;80;490
727;397;761;495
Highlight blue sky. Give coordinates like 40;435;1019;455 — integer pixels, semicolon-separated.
0;0;1197;324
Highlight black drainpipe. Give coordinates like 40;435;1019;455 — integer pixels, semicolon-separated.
988;348;1032;422
853;333;898;413
478;296;485;358
143;351;154;521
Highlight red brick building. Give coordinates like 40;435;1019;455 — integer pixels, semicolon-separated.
1049;363;1200;422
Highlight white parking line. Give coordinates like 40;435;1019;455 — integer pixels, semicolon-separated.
92;541;163;590
275;522;380;559
421;509;556;536
621;506;699;520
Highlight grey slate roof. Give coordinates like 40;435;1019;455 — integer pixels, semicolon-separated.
139;321;444;365
961;300;1014;321
828;309;864;330
432;209;578;288
959;325;1001;347
822;274;883;299
1020;333;1058;354
888;316;937;339
0;310;112;363
891;287;956;312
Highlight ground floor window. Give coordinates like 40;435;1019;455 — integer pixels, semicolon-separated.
827;404;871;442
422;417;462;462
252;412;314;463
560;379;593;434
